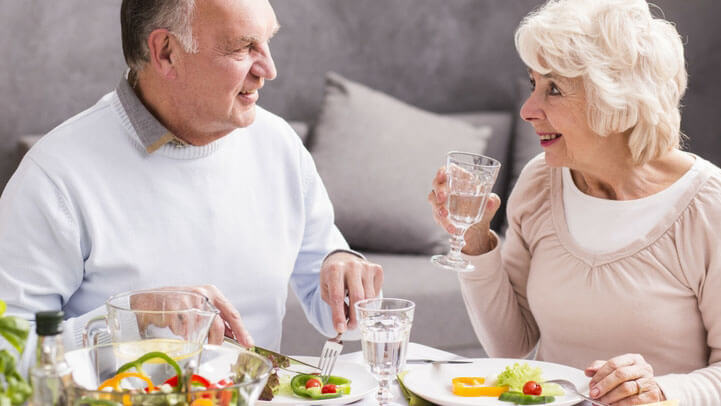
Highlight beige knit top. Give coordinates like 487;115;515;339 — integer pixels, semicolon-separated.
459;153;721;405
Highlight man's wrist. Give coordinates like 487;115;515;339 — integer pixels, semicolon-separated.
322;249;366;265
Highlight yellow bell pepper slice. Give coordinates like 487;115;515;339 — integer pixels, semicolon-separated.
98;371;156;392
190;399;215;406
451;377;508;397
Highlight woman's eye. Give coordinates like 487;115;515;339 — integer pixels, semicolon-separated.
529;78;536;91
549;83;561;96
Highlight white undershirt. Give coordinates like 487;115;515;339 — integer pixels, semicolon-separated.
562;158;700;253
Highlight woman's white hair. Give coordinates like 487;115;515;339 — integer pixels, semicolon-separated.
515;0;687;164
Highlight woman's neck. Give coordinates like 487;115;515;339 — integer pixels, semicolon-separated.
570;149;695;200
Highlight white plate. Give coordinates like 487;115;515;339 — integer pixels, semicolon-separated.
403;358;588;406
257;356;378;406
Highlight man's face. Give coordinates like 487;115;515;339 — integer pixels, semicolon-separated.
172;0;278;139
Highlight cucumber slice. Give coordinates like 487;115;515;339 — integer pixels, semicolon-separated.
498;391;556;404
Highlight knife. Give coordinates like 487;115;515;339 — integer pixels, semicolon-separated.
252;345;321;371
223;338;321;371
406;359;474;364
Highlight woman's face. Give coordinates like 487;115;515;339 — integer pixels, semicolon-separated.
520;70;603;169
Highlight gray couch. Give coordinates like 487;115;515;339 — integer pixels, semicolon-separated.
2;0;720;358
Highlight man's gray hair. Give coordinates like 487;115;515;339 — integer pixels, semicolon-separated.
121;0;199;73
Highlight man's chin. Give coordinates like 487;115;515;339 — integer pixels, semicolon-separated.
233;106;257;128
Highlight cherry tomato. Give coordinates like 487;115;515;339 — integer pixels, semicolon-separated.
523;381;542;396
321;384;337;394
305;379;322;389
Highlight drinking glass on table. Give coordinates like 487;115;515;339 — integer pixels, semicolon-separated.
355;298;415;406
431;151;501;272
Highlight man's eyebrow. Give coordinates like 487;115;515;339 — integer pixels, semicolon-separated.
221;23;281;50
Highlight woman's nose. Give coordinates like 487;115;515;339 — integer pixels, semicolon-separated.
520;92;544;122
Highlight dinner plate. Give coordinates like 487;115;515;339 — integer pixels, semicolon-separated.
257;356;378;406
403;358;588;406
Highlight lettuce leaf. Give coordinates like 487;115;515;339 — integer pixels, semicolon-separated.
496;362;543;392
0;300;32;405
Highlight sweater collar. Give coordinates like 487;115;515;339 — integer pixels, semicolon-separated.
115;73;189;154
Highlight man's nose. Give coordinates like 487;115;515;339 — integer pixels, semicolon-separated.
252;44;277;81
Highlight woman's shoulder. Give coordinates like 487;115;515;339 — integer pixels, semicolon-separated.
511;153;552;197
506;153;553;224
689;155;721;202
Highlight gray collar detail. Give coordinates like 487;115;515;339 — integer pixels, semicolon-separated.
115;74;187;153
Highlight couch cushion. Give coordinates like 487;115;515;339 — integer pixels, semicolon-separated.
309;72;494;254
288;121;309;144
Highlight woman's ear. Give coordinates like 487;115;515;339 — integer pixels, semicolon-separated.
146;29;178;79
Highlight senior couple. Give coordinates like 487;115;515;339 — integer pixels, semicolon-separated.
0;0;718;404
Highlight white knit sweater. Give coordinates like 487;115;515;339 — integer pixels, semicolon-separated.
0;90;349;352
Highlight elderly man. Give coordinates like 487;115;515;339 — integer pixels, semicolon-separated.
0;0;382;351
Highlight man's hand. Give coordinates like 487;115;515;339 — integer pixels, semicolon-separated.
141;285;254;347
319;252;383;333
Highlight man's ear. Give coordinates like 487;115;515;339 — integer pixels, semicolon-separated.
146;29;178;79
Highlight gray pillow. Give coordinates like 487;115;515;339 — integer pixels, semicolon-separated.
288;121;309;145
309;72;492;254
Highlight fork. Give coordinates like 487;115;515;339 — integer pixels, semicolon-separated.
545;379;610;406
318;331;343;382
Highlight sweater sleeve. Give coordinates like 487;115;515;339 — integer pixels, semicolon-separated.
0;154;95;350
655;170;721;404
457;156;546;358
287;145;351;338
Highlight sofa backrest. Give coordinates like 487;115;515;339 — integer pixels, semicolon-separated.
2;0;719;187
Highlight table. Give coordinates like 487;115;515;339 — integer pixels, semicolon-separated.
340;342;591;406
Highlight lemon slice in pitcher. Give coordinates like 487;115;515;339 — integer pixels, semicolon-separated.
115;338;202;363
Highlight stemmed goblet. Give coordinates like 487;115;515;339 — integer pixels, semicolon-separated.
355;298;415;406
431;151;501;272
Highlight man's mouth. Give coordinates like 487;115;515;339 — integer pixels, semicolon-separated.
237;89;259;104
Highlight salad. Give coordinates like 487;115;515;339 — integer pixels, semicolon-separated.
75;350;240;406
450;362;564;405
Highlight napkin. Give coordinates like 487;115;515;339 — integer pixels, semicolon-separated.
397;371;437;406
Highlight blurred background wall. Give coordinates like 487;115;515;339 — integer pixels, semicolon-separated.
1;0;720;189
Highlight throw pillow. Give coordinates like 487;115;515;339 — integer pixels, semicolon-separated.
309;72;493;254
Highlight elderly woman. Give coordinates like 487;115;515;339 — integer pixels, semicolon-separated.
428;0;721;404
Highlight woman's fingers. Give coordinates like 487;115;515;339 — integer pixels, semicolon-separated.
429;166;455;233
587;354;658;405
585;360;606;377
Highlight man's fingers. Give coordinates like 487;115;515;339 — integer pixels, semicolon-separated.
207;314;226;345
345;267;365;330
201;285;254;347
322;264;348;333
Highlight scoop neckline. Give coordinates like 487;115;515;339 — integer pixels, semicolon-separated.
550;155;711;266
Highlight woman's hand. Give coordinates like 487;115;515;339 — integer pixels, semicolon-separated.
427;167;501;256
585;353;665;405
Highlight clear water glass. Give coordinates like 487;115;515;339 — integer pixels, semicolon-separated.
431;151;501;272
355;298;415;406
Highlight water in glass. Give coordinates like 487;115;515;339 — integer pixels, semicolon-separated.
356;298;415;406
431;152;500;272
360;315;412;378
